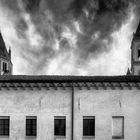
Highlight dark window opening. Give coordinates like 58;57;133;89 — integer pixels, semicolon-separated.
0;117;9;136
138;49;140;59
83;116;95;136
26;116;37;136
54;117;66;136
2;62;8;72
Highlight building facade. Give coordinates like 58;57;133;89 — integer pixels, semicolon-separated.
0;76;139;140
0;23;139;140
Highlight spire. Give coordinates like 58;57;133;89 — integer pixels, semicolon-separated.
0;32;10;60
0;32;5;46
126;68;131;76
135;22;140;37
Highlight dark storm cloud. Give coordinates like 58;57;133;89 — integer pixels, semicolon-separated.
0;0;140;74
22;0;41;13
68;0;137;58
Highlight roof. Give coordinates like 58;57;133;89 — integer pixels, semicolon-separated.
0;32;10;60
136;22;140;36
0;75;139;90
0;75;140;83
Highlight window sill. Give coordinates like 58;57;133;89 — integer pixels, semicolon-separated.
54;136;66;139
112;136;124;139
0;136;9;139
83;136;95;139
25;136;37;139
0;136;9;138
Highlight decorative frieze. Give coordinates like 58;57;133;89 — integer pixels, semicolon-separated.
0;82;139;90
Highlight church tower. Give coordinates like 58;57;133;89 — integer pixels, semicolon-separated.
131;22;140;75
0;32;12;75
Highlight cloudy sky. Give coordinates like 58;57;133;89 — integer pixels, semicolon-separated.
0;0;140;75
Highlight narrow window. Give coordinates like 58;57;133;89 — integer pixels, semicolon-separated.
112;116;124;139
2;62;7;72
26;116;37;136
138;49;140;60
54;116;66;136
0;116;10;136
83;116;95;137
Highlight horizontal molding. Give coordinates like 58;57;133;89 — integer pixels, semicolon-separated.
0;82;139;90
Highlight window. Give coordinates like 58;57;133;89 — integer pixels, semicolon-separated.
54;116;66;136
138;49;140;60
112;116;124;139
2;62;8;73
0;116;10;136
26;116;37;136
83;116;95;137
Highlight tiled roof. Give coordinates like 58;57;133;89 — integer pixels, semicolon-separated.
0;75;139;83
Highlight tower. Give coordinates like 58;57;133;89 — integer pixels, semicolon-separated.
0;32;12;75
131;22;140;75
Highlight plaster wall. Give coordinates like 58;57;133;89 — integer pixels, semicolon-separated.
74;88;140;140
0;88;72;140
0;87;140;140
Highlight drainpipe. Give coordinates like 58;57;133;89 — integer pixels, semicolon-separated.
71;82;74;140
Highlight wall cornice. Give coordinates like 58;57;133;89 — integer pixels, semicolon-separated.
0;82;139;90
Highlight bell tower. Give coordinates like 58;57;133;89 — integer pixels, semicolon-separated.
131;22;140;75
0;32;12;75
